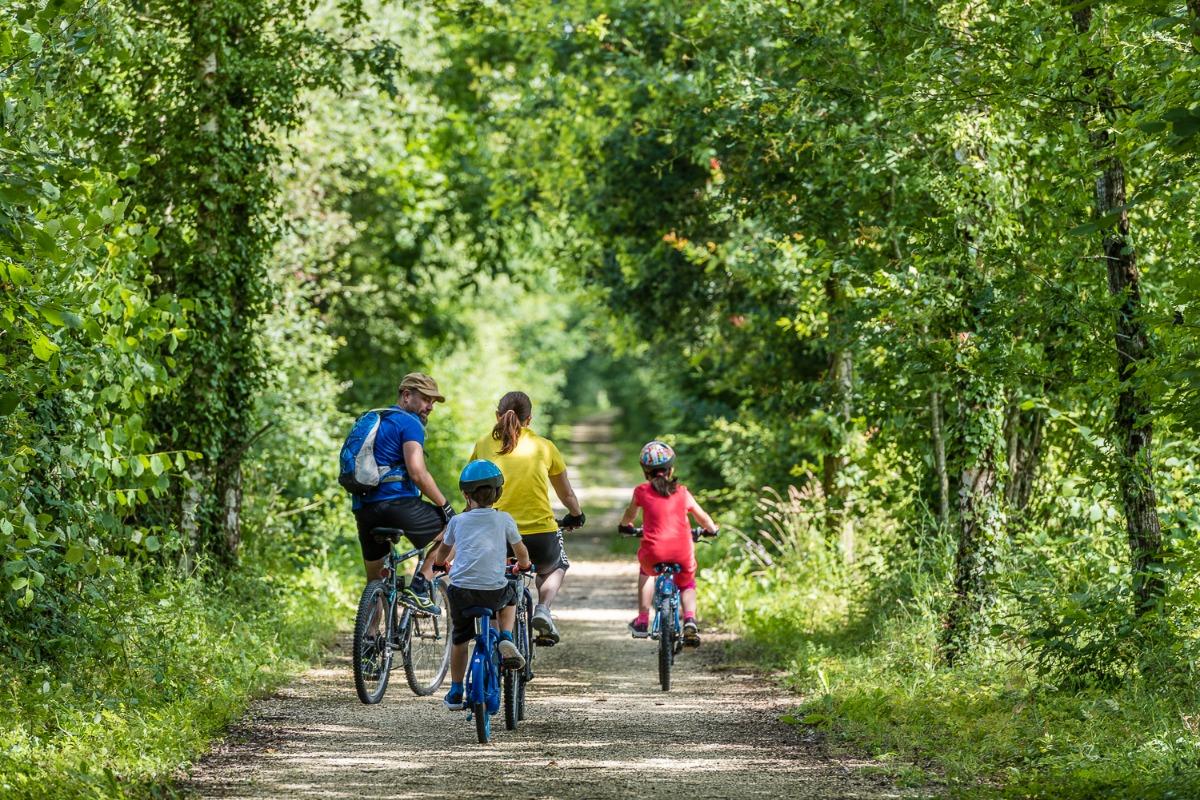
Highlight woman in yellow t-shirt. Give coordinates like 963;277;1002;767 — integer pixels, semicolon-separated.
470;391;585;645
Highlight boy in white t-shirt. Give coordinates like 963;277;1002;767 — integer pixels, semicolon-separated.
441;459;532;711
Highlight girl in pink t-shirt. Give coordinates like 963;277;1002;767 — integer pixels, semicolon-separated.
618;441;718;647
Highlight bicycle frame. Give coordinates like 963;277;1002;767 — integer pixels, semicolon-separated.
650;569;681;643
463;608;502;743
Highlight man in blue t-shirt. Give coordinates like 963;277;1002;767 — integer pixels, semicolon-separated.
353;372;456;612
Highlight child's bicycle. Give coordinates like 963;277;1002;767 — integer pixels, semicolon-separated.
620;526;717;691
351;527;452;704
460;605;503;743
504;561;536;731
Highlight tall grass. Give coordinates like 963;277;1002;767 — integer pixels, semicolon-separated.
701;485;1200;798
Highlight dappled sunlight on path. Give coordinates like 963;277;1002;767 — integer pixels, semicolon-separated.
185;413;922;799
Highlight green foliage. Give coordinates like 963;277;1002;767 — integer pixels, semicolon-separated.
0;545;354;799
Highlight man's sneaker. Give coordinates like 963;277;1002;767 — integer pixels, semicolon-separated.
532;604;560;645
683;620;701;648
401;584;442;616
443;687;464;711
628;618;650;639
498;638;526;670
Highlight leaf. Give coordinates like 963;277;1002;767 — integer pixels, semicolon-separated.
11;576;28;592
5;263;34;285
64;544;85;565
0;393;18;416
144;535;160;552
31;334;59;362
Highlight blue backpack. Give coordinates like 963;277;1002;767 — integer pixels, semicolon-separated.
338;408;405;496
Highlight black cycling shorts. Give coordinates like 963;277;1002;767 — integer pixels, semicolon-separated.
508;530;569;576
354;498;444;561
446;582;519;645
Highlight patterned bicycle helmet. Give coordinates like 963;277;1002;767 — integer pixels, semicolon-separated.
639;440;676;471
459;459;505;491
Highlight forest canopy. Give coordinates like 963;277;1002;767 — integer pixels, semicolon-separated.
4;0;1200;796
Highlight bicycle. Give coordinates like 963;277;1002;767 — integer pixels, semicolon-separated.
351;527;452;704
619;526;716;691
504;561;536;731
460;605;503;743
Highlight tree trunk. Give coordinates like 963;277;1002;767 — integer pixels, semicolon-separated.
1003;399;1044;513
941;375;1003;665
930;388;950;526
822;274;855;561
1074;7;1165;615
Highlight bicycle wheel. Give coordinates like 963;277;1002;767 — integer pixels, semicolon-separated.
658;599;674;692
403;580;451;695
352;580;392;704
518;591;533;721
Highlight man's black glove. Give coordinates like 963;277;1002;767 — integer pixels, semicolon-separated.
558;512;586;530
437;501;456;524
618;523;638;535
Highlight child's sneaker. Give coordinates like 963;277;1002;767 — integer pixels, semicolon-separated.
498;638;526;670
682;620;701;648
628;618;650;639
443;686;464;711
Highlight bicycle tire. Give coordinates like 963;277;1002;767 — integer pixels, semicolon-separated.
352;580;392;704
503;668;518;731
402;581;451;696
518;590;533;720
658;598;673;692
474;701;490;743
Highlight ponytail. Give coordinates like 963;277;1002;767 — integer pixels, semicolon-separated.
491;391;532;455
648;469;679;497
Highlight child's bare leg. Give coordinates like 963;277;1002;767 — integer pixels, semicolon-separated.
450;642;469;683
638;573;654;617
681;587;697;619
499;604;516;633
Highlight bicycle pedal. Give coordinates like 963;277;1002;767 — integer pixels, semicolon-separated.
533;637;556;647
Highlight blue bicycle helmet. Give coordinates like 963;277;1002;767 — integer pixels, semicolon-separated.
459;459;505;491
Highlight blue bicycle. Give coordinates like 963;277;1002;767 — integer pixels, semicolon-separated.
461;606;503;743
620;526;716;691
504;562;536;731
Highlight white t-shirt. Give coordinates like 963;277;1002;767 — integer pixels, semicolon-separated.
443;508;521;590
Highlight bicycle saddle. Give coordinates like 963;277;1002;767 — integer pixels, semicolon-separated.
653;562;682;574
370;527;405;543
462;606;494;618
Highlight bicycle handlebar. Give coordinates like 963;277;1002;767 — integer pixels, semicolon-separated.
619;526;718;542
505;558;537;578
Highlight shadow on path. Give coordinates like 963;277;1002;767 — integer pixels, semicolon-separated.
184;412;921;799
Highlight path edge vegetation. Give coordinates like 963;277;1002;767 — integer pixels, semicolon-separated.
8;1;1200;799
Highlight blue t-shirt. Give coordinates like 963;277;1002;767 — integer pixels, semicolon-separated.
352;407;425;511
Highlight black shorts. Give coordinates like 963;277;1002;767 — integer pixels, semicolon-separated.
508;530;569;576
446;582;519;645
354;498;444;561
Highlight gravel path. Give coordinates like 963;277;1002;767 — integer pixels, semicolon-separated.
185;414;918;799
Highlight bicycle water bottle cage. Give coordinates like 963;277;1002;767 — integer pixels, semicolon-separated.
653;562;682;575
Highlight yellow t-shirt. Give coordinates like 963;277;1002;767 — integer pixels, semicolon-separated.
470;428;566;535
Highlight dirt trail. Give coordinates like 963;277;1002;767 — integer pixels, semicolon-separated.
185;412;915;799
